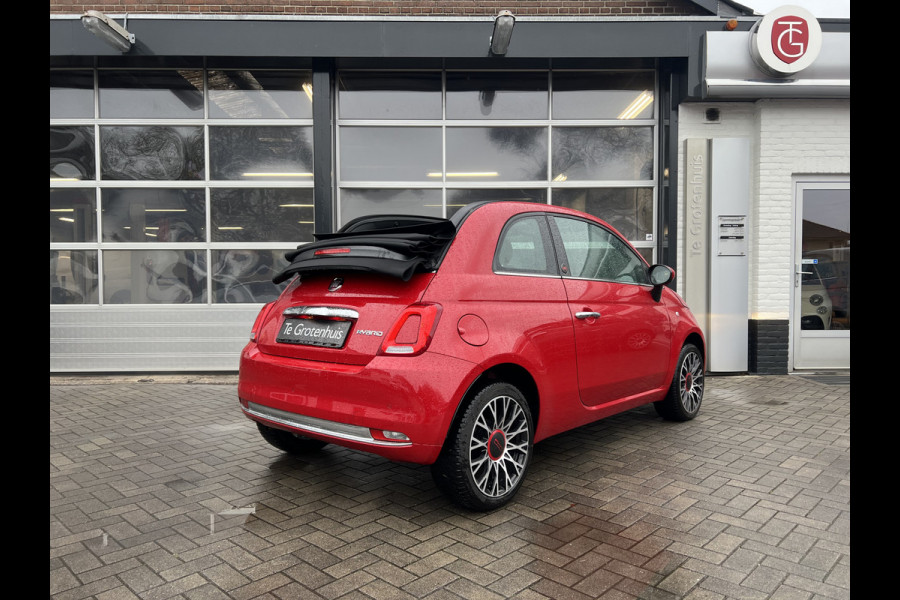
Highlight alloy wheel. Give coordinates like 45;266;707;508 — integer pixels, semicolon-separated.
468;394;530;498
679;350;704;414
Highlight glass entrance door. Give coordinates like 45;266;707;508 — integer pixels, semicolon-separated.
792;180;850;369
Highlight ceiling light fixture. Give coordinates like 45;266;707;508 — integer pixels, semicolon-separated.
81;10;135;52
490;10;515;56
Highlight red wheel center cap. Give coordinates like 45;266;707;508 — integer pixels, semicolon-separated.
684;373;693;391
487;430;506;461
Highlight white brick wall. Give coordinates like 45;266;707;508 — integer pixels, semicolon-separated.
678;100;850;320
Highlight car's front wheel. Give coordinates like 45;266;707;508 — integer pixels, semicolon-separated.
256;422;328;454
654;343;704;421
431;382;533;511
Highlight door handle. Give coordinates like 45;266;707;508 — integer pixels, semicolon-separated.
575;311;601;320
795;264;813;287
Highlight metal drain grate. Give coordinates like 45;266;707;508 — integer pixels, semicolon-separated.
797;373;851;386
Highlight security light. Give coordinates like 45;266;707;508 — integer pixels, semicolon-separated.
490;10;515;55
81;10;135;52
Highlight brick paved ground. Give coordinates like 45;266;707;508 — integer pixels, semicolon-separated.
50;374;850;600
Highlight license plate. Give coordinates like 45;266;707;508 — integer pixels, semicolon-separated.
277;318;352;348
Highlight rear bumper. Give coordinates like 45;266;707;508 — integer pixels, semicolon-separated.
238;343;477;464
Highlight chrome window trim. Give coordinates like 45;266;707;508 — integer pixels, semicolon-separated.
560;274;652;287
493;271;561;279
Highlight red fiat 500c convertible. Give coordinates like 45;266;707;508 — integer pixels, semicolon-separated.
238;201;705;510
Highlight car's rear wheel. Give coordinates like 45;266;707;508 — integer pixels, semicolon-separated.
431;382;533;511
256;422;328;454
654;343;704;421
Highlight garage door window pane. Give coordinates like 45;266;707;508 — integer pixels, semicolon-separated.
552;127;652;181
51;250;98;304
51;70;94;119
446;127;548;182
51;189;97;243
211;188;314;243
51;127;95;181
210;126;313;180
554;188;653;240
211;250;291;304
99;70;204;119
208;70;313;119
446;189;546;218
446;72;548;120
553;71;655;120
340;189;442;227
101;126;205;181
102;189;206;243
340;127;441;182
339;72;441;119
103;250;207;304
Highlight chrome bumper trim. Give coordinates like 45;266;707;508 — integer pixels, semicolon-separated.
244;402;411;447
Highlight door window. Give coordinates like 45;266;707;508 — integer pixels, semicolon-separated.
800;188;850;331
551;216;649;284
792;179;850;370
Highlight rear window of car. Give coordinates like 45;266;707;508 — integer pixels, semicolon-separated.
493;216;557;276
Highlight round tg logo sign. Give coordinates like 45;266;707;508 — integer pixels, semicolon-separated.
750;5;823;77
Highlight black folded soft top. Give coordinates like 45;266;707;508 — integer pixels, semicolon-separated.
272;214;458;284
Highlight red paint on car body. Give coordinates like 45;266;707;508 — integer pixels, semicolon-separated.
238;201;705;484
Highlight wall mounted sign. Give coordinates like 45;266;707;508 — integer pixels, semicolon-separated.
749;5;823;77
717;215;747;256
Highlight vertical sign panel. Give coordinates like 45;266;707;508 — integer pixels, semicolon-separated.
709;138;750;372
683;139;710;343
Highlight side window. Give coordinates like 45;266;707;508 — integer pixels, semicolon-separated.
494;216;556;275
552;216;649;284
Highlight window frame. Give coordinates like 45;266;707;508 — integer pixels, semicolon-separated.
50;66;315;306
335;67;659;259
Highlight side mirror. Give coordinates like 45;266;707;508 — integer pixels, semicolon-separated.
649;264;675;302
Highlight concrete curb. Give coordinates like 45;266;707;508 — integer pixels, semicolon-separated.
49;373;240;385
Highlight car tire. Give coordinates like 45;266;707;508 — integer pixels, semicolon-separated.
654;343;705;421
431;382;533;511
257;422;328;454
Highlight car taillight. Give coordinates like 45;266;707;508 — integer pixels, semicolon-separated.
249;301;276;342
380;304;442;356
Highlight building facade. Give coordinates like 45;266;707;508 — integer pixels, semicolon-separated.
50;1;850;373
